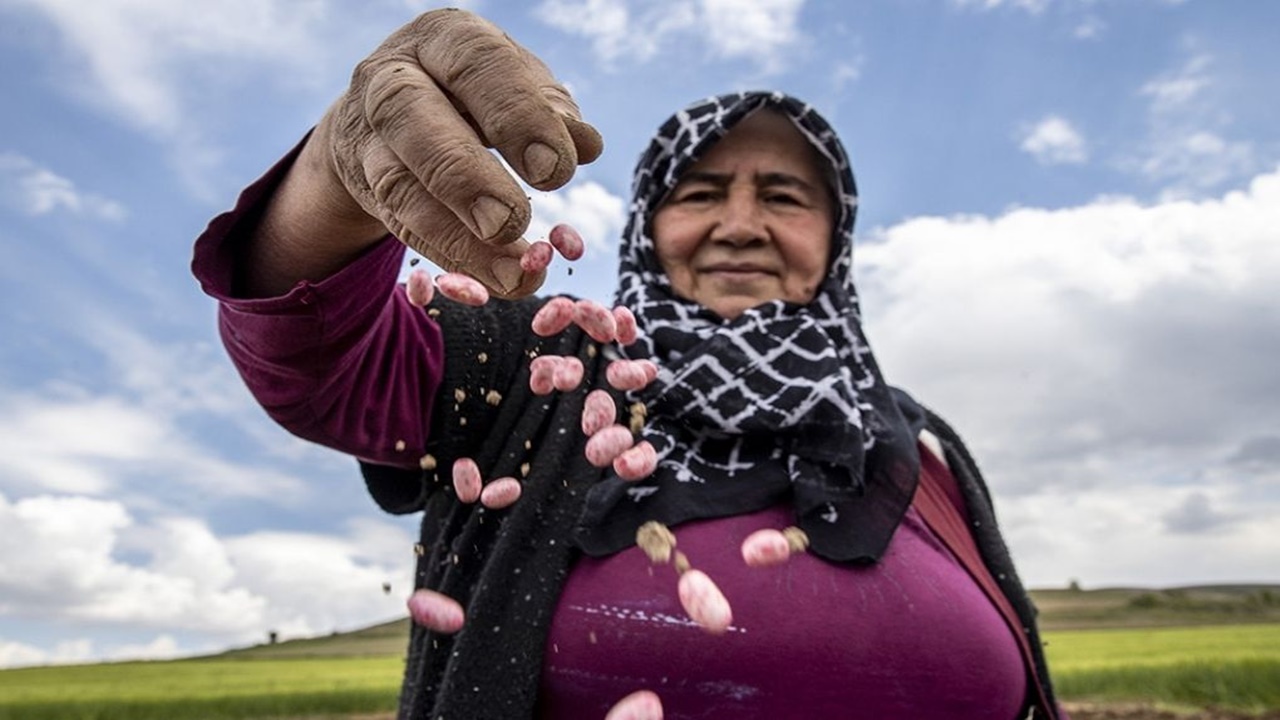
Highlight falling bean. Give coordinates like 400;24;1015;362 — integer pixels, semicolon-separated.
552;356;585;392
529;355;560;395
520;240;554;274
405;269;435;307
740;528;793;568
549;223;585;261
436;273;490;306
613;305;638;345
584;425;635;467
532;297;577;336
606;359;658;391
613;440;656;481
582;390;617;436
452;458;482;504
677;569;733;635
407;589;465;634
574;299;617;343
480;477;522;509
604;689;664;720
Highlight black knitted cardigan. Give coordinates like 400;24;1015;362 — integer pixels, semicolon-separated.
358;295;1061;720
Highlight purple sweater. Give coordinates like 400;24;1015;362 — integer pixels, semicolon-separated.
193;154;1028;718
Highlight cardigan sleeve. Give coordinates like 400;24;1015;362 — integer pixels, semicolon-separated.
191;137;446;470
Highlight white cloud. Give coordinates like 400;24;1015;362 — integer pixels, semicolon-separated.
534;0;804;73
1019;115;1088;165
0;153;127;220
858;167;1280;587
951;0;1050;14
1128;51;1258;196
0;491;415;667
1072;14;1105;39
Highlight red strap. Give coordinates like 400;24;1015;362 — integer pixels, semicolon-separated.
912;447;1055;717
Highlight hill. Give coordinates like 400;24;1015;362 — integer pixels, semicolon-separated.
215;584;1280;660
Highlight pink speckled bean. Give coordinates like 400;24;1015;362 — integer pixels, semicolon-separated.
480;477;522;509
606;359;658;391
604;689;664;720
740;529;792;568
532;297;576;337
405;269;435;307
452;458;482;504
678;569;733;635
529;355;560;395
585;424;634;467
613;440;656;481
436;273;490;306
552;356;585;392
549;223;585;261
574;299;617;343
582;390;617;436
407;589;465;634
520;240;554;274
613;306;638;345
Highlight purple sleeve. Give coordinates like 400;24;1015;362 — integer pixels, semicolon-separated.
191;137;445;470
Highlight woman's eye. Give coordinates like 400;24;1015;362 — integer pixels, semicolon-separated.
765;193;802;206
677;189;716;203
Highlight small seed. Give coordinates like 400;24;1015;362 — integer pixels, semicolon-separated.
419;454;437;471
485;390;502;406
636;521;676;565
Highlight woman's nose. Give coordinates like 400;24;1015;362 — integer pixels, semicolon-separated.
709;192;766;246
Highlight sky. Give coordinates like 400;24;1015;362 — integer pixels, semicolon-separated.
1;0;1277;669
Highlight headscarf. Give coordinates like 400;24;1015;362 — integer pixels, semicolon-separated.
573;91;922;563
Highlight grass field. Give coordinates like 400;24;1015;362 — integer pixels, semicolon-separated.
2;586;1277;719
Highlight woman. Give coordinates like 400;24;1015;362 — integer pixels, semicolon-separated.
193;10;1064;719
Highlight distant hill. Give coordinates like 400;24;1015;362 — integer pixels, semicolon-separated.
215;584;1280;660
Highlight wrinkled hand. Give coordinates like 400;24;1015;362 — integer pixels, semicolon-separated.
313;9;603;297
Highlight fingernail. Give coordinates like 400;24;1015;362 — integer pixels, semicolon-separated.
472;196;512;240
524;142;559;184
491;257;523;293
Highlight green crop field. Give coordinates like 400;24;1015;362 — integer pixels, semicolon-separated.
2;586;1278;719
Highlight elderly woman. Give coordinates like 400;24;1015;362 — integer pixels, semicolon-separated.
193;9;1065;720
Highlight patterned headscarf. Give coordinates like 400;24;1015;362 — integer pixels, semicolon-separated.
574;91;921;563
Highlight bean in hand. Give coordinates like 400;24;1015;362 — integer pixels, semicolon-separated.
520;240;554;274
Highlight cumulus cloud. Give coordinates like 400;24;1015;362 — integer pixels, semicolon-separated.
534;0;805;73
950;0;1050;14
0;491;414;667
0;153;126;220
1019;115;1088;165
857;168;1280;586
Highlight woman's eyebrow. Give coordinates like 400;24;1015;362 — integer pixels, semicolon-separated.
676;170;819;192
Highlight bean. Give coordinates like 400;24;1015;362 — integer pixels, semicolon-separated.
520;240;554;274
604;689;663;720
406;589;465;634
436;273;490;306
480;477;522;509
613;305;638;345
606;360;657;391
574;299;617;343
405;269;435;307
582;390;617;436
552;356;585;392
677;569;733;635
452;458;482;504
613;440;656;481
529;355;560;395
740;528;792;567
532;297;576;337
549;223;585;261
585;425;634;467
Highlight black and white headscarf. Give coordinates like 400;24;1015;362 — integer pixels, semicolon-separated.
574;91;922;564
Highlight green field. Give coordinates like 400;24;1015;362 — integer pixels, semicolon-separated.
2;586;1277;719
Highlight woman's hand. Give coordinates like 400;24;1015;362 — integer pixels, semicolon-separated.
247;9;603;298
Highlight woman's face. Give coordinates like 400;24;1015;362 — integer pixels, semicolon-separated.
652;110;835;320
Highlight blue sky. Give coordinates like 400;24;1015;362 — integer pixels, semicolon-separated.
1;0;1277;667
